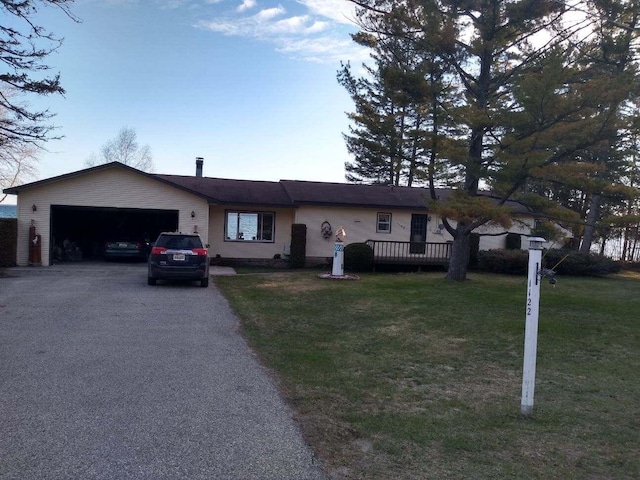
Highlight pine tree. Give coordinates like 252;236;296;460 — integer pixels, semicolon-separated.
519;0;640;254
339;4;458;187
573;0;640;253
347;0;640;280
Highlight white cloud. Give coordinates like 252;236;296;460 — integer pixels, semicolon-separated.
305;20;329;34
276;36;361;63
296;0;357;24
237;0;256;12
198;8;327;38
155;0;221;9
270;15;330;35
256;6;286;21
197;0;366;64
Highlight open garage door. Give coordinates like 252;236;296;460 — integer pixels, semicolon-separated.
50;205;179;262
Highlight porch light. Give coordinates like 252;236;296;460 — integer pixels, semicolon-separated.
32;204;37;212
191;210;195;218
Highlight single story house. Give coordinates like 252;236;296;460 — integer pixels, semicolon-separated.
3;160;551;267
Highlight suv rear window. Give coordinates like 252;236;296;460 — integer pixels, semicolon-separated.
155;234;203;250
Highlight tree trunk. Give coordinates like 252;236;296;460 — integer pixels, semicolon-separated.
622;198;634;261
580;193;601;254
407;114;423;187
442;15;493;281
445;225;471;281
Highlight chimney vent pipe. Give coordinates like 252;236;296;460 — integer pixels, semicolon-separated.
195;157;204;177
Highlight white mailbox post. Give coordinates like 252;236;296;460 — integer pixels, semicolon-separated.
332;226;346;277
521;236;546;416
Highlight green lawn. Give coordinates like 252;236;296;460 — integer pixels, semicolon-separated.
215;271;640;479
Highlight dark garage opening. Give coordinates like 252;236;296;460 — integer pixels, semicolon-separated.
51;205;179;262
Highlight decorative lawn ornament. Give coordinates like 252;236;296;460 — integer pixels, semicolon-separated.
321;221;332;239
332;226;346;277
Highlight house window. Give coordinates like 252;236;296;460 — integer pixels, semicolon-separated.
377;212;392;233
225;211;275;242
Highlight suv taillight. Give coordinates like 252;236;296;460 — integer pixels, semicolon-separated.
192;248;208;256
151;246;167;255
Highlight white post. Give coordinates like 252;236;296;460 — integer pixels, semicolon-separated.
332;241;344;276
521;237;546;416
331;226;346;277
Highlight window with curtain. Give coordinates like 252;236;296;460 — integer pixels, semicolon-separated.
377;212;391;233
225;211;275;242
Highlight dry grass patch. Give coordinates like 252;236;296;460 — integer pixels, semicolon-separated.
253;273;326;293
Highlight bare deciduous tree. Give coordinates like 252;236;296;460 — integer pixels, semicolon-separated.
86;127;154;172
1;0;78;149
0;91;39;201
0;145;38;202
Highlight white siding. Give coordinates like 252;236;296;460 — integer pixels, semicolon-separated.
15;167;209;266
203;203;547;261
295;207;542;257
294;206;445;257
476;218;533;250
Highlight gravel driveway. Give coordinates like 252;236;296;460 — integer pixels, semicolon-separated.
0;264;325;480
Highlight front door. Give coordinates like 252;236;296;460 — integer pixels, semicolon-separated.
410;214;428;254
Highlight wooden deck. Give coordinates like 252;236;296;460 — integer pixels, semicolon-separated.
366;240;452;267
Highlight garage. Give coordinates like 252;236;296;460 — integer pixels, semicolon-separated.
5;162;211;266
50;205;179;262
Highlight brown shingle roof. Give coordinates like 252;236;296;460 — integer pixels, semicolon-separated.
156;175;294;207
4;161;532;215
280;180;432;209
159;177;531;214
157;176;442;210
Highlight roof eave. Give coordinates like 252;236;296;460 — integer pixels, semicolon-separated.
3;162;215;203
291;201;430;210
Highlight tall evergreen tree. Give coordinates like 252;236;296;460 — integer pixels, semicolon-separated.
520;0;640;254
338;58;407;185
347;0;639;280
339;3;459;187
573;0;639;253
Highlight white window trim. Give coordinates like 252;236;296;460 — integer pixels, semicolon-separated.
225;211;275;243
377;212;392;233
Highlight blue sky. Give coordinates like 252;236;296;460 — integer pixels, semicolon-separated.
16;0;366;194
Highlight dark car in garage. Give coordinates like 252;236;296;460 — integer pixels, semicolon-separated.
147;232;210;287
104;238;150;261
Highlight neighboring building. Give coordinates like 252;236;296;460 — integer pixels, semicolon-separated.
3;160;552;267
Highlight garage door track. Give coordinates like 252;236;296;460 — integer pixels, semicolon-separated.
0;264;324;479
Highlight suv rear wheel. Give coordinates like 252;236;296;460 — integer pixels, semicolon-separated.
148;277;157;286
200;277;209;288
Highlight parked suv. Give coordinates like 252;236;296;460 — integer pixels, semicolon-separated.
147;232;210;287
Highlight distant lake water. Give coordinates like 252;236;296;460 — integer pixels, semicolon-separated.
0;205;17;218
